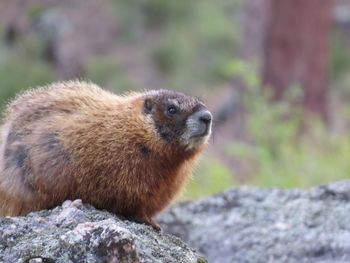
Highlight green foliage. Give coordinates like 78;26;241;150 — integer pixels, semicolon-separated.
223;61;350;189
222;58;260;87
330;29;350;100
0;47;54;112
150;0;240;90
28;3;45;20
228;128;350;188
331;29;350;81
197;257;208;263
184;157;236;199
85;57;135;93
112;0;242;91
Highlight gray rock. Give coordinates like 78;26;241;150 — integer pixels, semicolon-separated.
159;180;350;263
0;200;206;263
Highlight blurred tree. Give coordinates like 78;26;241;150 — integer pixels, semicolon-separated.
241;0;268;61
262;0;334;122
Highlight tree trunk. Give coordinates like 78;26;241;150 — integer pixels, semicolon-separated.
262;0;334;122
241;0;269;61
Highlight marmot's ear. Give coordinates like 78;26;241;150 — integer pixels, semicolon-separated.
144;98;153;113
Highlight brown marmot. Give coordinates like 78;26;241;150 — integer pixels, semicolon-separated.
0;81;212;230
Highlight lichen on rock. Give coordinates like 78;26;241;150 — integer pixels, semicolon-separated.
159;180;350;263
0;200;203;263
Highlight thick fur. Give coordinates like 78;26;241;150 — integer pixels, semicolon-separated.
0;81;209;228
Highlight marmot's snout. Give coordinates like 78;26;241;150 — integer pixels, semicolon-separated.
188;109;212;138
181;109;212;149
194;109;212;137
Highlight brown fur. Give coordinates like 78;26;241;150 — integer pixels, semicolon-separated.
0;81;211;230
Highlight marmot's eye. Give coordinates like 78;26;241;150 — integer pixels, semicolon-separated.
167;105;178;115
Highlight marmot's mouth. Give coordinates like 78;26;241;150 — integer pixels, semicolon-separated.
189;127;211;139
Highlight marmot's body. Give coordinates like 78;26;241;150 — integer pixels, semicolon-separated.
0;81;212;229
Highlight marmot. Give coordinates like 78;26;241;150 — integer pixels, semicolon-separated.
0;81;212;230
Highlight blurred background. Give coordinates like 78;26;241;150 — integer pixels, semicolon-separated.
0;0;349;199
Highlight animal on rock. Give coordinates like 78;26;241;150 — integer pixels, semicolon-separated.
0;81;212;230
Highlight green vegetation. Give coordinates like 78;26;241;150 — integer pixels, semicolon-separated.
85;57;135;93
112;0;242;92
184;58;350;199
0;45;54;112
331;28;350;100
185;157;235;199
229;84;350;188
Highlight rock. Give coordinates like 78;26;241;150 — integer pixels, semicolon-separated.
0;202;206;263
159;180;350;263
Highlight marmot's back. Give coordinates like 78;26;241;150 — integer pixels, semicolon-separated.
0;81;212;230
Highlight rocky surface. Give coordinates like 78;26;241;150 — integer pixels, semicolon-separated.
3;181;350;263
0;199;206;263
159;180;350;263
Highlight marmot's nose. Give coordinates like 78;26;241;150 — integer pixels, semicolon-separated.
198;110;212;125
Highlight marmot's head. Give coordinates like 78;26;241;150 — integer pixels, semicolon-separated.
143;90;212;150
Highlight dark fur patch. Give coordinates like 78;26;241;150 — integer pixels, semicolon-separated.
38;132;72;164
4;130;38;192
25;179;37;192
5;144;36;192
4;146;13;157
7;131;23;144
155;124;173;142
14;145;27;168
192;103;206;113
40;132;60;151
5;144;28;169
4;144;29;190
4;129;28;169
139;144;151;157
